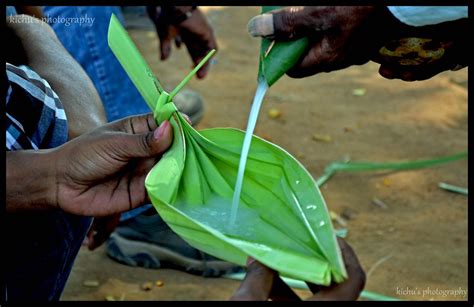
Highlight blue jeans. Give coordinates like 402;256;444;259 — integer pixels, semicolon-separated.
4;6;148;301
4;212;93;301
43;6;153;221
5;8;93;301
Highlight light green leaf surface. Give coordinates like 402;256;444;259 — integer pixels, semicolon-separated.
108;14;345;285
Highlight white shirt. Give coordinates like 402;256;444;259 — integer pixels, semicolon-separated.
388;6;468;26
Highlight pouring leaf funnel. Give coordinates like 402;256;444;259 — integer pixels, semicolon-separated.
108;14;346;285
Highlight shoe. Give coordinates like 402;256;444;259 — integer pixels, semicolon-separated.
106;212;242;277
172;88;205;126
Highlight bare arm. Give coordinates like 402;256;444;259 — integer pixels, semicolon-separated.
6;14;107;138
6;150;56;212
6;115;172;215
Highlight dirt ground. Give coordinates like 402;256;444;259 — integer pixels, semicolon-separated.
61;7;468;301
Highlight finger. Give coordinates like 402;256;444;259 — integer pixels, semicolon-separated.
306;282;323;294
379;64;447;82
88;214;121;250
160;35;173;60
230;259;275;301
247;13;274;37
269;277;302;301
306;239;365;301
378;65;397;79
248;7;319;40
175;35;182;48
84;226;96;249
287;33;365;78
190;44;217;79
196;59;210;79
286;38;338;78
339;240;367;300
118;120;173;159
104;113;157;135
320;238;366;300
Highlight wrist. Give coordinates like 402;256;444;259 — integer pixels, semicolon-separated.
6;149;58;212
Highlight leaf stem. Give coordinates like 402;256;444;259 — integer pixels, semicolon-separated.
169;49;216;100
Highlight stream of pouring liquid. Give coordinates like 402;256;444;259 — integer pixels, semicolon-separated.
230;80;269;226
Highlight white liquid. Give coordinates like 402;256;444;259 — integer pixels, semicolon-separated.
175;195;259;240
230;80;269;226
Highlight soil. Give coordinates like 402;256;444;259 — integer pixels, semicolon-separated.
61;7;467;301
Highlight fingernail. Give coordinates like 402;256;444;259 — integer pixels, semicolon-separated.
247;14;274;37
246;257;256;267
154;120;169;140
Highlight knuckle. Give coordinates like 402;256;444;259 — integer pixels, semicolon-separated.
280;12;297;37
138;133;152;155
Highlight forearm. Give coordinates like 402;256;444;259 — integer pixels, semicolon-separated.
6;15;107;138
6;150;57;213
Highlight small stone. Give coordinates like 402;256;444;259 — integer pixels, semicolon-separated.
383;178;392;186
141;282;153;291
155;280;164;287
268;108;282;119
312;134;332;143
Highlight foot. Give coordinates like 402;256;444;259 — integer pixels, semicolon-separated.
106;211;242;277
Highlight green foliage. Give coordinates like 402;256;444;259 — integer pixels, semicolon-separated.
108;14;346;285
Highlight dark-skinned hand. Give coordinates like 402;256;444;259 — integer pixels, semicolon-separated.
231;238;366;301
147;6;218;79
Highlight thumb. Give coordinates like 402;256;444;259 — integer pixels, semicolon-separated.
120;120;173;159
247;6;315;40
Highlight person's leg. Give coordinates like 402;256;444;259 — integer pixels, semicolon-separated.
4;63;92;301
4;212;92;301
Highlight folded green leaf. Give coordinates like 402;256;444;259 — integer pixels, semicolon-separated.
107;14;162;110
258;6;309;86
108;14;345;285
